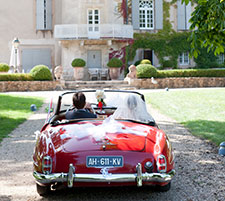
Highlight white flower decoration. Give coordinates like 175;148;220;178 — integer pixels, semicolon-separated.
95;90;106;101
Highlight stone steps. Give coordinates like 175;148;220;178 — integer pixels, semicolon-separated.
62;80;135;90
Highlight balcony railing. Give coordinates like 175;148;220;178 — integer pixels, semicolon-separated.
54;24;133;40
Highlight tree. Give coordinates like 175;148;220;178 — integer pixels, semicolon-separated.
183;0;225;57
116;0;132;24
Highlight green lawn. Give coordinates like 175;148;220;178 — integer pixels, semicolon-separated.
145;88;225;146
0;94;44;142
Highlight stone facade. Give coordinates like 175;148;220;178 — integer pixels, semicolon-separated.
0;0;61;72
0;0;196;81
56;0;133;81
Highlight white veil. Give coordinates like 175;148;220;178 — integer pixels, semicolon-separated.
112;94;155;123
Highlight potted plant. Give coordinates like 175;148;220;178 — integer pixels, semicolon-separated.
107;58;123;80
71;58;86;80
0;63;10;73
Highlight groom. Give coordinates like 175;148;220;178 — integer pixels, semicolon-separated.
65;92;97;120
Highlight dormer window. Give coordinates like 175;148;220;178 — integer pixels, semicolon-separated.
139;0;154;29
36;0;52;30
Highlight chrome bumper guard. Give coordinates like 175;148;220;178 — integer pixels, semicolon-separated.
33;163;175;188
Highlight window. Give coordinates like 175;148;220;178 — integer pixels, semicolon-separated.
179;52;189;65
177;0;192;30
87;9;100;39
36;0;52;30
88;9;99;32
217;54;224;64
139;0;154;29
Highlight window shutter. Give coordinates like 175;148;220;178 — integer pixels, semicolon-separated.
46;0;52;30
177;0;185;30
186;2;192;29
36;0;45;30
155;0;163;30
132;0;140;30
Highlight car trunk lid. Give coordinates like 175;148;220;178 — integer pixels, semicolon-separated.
48;120;158;153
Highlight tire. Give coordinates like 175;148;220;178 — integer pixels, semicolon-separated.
36;183;50;196
156;182;171;192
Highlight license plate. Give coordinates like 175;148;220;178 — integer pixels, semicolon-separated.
86;156;123;168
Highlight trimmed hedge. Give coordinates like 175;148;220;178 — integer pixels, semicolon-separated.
156;69;225;78
107;58;123;68
0;73;33;81
0;63;10;72
71;58;86;67
136;67;225;78
1;68;225;81
140;59;151;65
30;65;53;81
134;60;141;66
136;64;158;78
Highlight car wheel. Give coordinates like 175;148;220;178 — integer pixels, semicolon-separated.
36;183;50;196
156;182;171;192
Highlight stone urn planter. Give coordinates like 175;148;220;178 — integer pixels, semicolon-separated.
73;67;84;80
71;58;86;80
109;67;120;80
107;58;123;80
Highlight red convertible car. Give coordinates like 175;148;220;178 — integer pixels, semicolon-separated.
33;90;175;196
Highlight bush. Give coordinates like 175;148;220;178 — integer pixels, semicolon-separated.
156;69;225;78
140;59;151;65
136;64;158;78
107;58;123;68
0;63;10;72
30;65;52;81
0;73;33;81
71;58;86;67
134;60;141;66
162;60;176;68
194;48;223;69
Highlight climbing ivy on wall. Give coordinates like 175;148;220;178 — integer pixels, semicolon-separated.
128;0;191;69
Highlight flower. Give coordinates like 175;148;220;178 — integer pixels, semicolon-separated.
95;90;106;110
95;90;106;102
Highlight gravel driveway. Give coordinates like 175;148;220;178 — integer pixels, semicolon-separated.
0;91;224;201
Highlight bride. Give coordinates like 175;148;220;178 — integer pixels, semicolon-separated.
112;94;155;124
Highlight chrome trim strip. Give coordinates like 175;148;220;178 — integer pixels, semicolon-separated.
33;164;175;186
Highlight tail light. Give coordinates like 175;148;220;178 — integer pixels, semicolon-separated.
42;156;52;175
157;155;167;173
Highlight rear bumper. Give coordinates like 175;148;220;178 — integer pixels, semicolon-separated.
33;163;175;187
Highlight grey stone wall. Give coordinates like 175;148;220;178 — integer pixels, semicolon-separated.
0;81;60;92
128;77;225;89
0;77;225;92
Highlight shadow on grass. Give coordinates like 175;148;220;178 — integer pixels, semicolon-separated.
0;95;43;142
182;120;225;146
0;117;26;142
0;95;43;112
